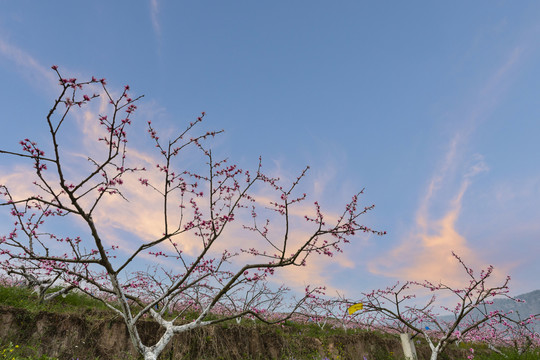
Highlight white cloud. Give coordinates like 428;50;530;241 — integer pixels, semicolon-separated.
150;0;161;38
367;39;526;287
0;37;56;91
368;150;488;286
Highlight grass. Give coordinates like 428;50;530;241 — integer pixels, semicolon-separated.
0;284;538;360
0;285;110;315
473;349;540;360
0;342;57;360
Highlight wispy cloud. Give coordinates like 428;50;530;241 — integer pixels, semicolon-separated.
368;148;489;285
0;37;56;91
25;97;360;284
150;0;161;38
368;42;526;286
479;46;523;99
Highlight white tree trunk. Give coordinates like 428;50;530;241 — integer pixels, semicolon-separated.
429;345;442;360
143;351;158;360
400;333;418;360
423;333;441;360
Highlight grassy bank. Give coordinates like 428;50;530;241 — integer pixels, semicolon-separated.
0;285;537;360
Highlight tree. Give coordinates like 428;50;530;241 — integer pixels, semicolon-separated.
0;67;384;360
478;310;539;357
359;252;517;360
298;290;368;332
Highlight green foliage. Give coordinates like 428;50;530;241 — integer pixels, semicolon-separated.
0;285;110;315
0;286;37;309
53;290;108;310
370;348;399;360
0;342;57;360
0;343;19;360
1;285;538;360
473;348;540;360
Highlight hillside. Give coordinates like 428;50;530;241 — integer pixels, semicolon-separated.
1;304;470;360
481;289;539;332
496;290;540;317
0;285;474;360
435;289;540;334
0;285;537;359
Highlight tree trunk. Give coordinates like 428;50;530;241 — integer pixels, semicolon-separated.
143;352;157;360
400;333;418;360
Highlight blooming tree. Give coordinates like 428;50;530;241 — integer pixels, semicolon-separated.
6;264;77;303
476;310;539;356
359;252;518;360
298;291;370;332
0;67;384;360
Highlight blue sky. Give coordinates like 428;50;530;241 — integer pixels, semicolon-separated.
1;1;539;300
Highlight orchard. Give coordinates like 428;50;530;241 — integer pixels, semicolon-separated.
0;67;384;360
0;68;537;360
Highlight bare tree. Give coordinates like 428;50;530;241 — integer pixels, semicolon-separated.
360;252;516;360
0;67;384;360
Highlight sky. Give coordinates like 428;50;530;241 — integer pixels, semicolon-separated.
0;1;539;303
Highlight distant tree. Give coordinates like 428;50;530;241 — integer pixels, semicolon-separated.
359;252;518;360
298;290;368;332
0;67;384;360
6;265;76;302
478;310;539;357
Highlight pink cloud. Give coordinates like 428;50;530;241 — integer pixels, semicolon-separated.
368;151;490;286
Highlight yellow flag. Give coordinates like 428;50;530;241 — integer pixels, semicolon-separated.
347;303;363;315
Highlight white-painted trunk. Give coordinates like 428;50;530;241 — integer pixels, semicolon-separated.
429;344;442;360
399;333;418;360
488;344;508;358
423;331;441;360
143;351;158;360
